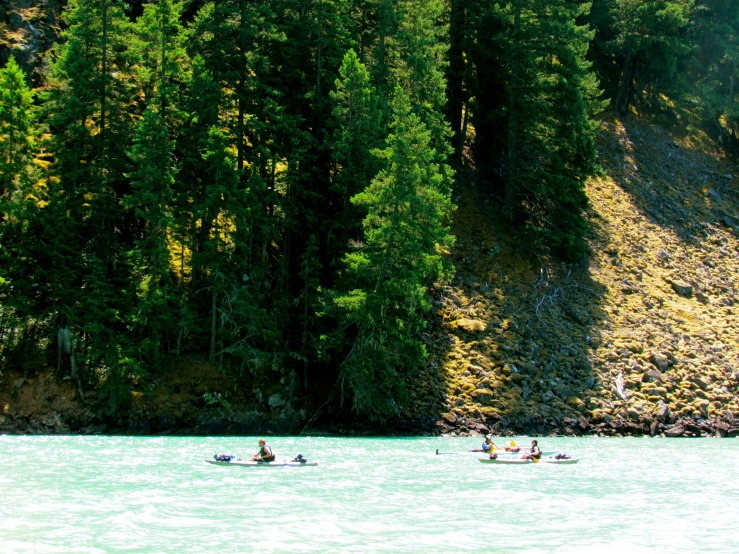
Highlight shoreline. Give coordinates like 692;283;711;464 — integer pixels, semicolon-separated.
2;410;737;438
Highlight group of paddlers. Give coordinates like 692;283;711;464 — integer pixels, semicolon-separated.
475;435;542;460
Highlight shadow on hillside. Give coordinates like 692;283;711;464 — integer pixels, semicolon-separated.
412;181;611;436
599;115;739;245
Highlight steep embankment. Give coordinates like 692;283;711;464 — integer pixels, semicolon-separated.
414;115;739;438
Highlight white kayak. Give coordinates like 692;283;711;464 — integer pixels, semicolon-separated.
206;459;318;467
436;449;556;456
478;457;578;465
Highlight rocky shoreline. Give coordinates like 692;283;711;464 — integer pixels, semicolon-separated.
2;405;738;439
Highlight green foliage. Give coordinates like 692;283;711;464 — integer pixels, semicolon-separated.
2;0;735;423
335;87;454;419
688;1;739;143
511;0;604;260
606;0;694;112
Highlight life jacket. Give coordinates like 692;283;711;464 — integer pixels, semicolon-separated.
260;445;275;462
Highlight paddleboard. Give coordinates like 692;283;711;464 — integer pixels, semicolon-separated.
206;459;318;467
478;457;578;465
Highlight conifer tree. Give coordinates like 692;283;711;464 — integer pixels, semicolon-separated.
0;57;35;210
124;0;189;360
328;49;383;250
38;0;134;380
475;0;603;260
609;0;694;113
689;1;739;143
124;106;177;358
0;57;38;346
335;87;454;419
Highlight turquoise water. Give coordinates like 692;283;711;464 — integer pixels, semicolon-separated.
1;435;737;553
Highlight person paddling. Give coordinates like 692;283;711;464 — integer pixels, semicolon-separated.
522;439;541;461
481;435;498;454
469;434;498;453
251;438;276;462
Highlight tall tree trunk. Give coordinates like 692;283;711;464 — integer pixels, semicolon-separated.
210;286;217;363
100;1;108;158
237;0;248;171
504;0;522;221
616;54;636;114
447;0;465;164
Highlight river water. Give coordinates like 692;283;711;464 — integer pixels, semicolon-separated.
1;435;737;553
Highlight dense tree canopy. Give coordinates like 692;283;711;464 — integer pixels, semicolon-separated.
0;0;736;422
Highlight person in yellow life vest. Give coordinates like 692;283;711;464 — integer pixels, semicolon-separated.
504;440;520;452
481;435;497;453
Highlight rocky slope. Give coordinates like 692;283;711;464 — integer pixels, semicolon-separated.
412;114;739;438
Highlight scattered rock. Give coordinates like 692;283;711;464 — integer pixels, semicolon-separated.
454;318;487;332
442;413;457;424
670;280;693;298
649;353;673;372
663;425;685;437
642;369;662;383
268;393;285;408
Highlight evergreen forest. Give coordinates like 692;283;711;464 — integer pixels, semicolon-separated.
1;0;738;425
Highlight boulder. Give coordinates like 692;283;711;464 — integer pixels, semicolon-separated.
442;413;457;424
670;280;693;298
649;420;660;436
656;403;671;422
641;368;662;383
663;424;685;437
649;353;672;372
455;318;487;332
578;416;589;431
470;388;494;405
268;393;285;408
567;397;585;408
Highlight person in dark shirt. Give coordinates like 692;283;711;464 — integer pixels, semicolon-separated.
250;439;276;462
522;439;541;460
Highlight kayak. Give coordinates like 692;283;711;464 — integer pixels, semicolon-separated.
436;449;556;456
478;457;578;465
206;459;318;467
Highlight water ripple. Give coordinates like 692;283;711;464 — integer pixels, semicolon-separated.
1;435;737;552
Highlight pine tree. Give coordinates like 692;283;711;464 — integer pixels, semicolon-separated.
124;106;178;358
0;57;35;210
474;0;603;260
123;0;189;360
328;49;383;251
609;0;694;113
689;1;739;145
0;56;39;352
36;0;134;382
335;87;454;419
